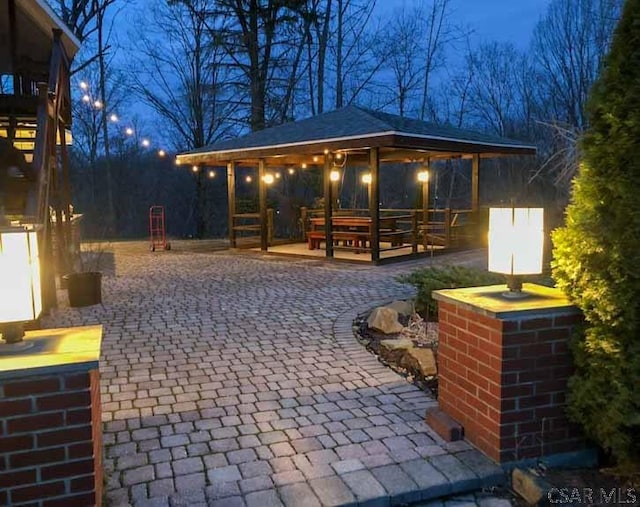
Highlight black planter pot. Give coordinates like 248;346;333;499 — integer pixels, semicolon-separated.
63;272;102;307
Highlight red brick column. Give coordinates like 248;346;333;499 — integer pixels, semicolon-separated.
0;326;103;506
430;284;584;463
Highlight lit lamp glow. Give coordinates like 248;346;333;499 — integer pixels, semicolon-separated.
0;227;42;352
417;170;429;183
330;170;340;182
488;207;544;297
361;173;372;185
263;174;275;185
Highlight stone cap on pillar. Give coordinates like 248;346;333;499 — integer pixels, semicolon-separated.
0;325;103;380
432;283;579;319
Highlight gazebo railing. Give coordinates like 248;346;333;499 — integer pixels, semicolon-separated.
231;210;273;248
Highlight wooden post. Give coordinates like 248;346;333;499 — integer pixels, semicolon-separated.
267;208;274;245
300;207;307;240
411;212;418;254
227;162;236;248
472;154;479;218
369;148;380;262
444;208;452;247
323;153;333;258
258;160;268;251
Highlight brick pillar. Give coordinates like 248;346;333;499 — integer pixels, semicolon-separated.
429;284;584;463
0;325;103;506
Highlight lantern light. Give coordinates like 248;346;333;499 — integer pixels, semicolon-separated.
488;207;544;297
417;171;429;183
361;173;372;185
330;170;340;182
0;226;42;352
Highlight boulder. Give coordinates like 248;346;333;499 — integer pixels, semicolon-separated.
379;339;414;363
384;300;415;317
367;307;403;334
401;347;437;377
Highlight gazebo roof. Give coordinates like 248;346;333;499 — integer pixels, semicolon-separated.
177;106;536;165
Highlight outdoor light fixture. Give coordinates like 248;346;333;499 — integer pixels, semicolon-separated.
0;226;42;353
417;170;429;183
263;174;275;185
361;173;372;185
488;207;544;298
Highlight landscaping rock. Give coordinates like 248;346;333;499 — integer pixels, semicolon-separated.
512;468;552;505
384;300;414;317
401;348;437;377
367;307;403;334
379;339;414;363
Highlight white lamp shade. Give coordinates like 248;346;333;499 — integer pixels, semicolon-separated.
488;208;544;276
0;228;42;324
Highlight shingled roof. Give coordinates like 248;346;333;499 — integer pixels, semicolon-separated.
177;105;536;164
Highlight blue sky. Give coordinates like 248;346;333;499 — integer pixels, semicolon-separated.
379;0;552;49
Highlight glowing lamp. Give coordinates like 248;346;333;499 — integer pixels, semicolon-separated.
288;168;295;175
93;100;103;109
361;173;372;185
245;176;252;183
80;81;88;90
488;207;544;297
301;163;307;169
125;127;134;136
330;170;340;182
109;114;119;123
208;170;215;179
82;94;90;103
158;150;166;158
417;171;429;183
313;156;319;163
142;139;150;148
192;165;199;173
263;174;275;185
0;227;42;351
275;172;281;179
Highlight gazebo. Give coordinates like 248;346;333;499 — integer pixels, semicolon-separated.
177;106;536;264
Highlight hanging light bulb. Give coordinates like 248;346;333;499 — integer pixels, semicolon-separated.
335;152;343;160
158;150;166;158
82;94;90;103
275;172;281;179
174;158;181;166
80;81;88;90
245;176;252;183
125;127;134;136
301;163;307;169
109;113;119;123
93;100;103;109
208;170;216;179
313;156;319;163
192;165;199;173
142;139;150;148
263;174;275;185
288;168;295;175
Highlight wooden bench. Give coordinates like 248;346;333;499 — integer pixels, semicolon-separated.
307;231;366;251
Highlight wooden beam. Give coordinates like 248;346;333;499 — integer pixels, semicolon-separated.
472;154;479;213
323;153;333;258
227;162;236;248
258;159;268;251
369;148;380;263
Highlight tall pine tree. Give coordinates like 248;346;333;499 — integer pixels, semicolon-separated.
552;0;640;465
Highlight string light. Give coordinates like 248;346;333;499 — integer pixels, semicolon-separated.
263;174;274;185
192;165;199;173
275;172;281;179
208;170;216;179
245;176;252;183
76;79;170;159
313;156;319;162
288;168;295;175
301;163;307;169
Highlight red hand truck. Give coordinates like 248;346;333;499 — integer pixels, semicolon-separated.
149;206;171;251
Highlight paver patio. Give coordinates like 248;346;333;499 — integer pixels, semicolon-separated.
43;243;506;507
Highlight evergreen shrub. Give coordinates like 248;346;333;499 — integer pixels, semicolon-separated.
551;0;640;466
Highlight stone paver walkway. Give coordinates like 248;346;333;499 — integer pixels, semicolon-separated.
43;243;506;507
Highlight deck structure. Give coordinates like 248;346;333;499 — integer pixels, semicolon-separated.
1;0;81;305
177;106;536;264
